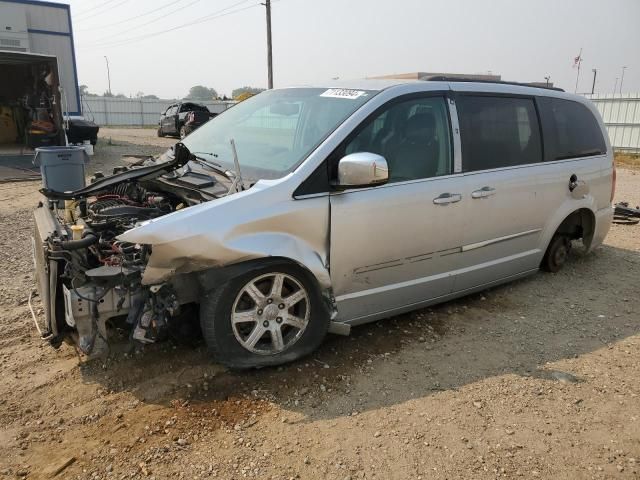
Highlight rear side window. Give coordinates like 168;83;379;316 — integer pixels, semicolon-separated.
185;103;210;112
457;96;542;171
537;97;606;161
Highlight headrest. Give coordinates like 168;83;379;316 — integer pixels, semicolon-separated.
405;112;436;139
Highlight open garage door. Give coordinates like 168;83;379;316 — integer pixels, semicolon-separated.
0;50;64;180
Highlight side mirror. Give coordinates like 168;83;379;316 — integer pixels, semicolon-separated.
337;152;388;188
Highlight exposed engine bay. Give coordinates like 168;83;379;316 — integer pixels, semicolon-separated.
32;144;236;355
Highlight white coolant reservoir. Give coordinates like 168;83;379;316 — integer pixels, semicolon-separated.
70;224;84;240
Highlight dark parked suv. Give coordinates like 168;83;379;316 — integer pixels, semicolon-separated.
158;102;216;139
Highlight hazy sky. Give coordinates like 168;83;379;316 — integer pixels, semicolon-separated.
56;0;640;98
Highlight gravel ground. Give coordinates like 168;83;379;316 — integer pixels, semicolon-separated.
0;129;639;480
86;127;176;176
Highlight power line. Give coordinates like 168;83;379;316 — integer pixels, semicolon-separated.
86;0;203;43
75;0;188;31
84;0;256;49
83;0;250;48
74;0;131;21
73;0;122;17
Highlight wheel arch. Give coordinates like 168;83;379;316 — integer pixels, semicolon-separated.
196;256;327;295
541;206;597;253
196;255;337;333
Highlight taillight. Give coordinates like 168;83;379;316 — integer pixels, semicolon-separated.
611;161;616;203
187;112;194;123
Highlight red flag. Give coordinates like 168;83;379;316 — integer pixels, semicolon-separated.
573;50;583;68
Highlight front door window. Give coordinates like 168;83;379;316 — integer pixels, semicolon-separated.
344;96;452;182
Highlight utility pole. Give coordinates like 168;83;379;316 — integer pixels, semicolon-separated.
619;66;627;93
591;69;597;94
614;77;619;94
104;56;111;94
263;0;273;89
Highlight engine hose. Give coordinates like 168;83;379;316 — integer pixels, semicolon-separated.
86;220;118;231
71;276;111;303
59;232;98;251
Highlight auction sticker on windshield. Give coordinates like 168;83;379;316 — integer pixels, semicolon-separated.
320;88;367;99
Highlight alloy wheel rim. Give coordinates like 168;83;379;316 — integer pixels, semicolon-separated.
231;272;310;355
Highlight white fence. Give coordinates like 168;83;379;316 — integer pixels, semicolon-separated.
584;93;640;154
81;96;236;127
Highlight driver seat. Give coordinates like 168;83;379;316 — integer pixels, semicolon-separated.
386;112;439;181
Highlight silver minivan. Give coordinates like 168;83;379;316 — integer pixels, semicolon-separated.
34;79;614;368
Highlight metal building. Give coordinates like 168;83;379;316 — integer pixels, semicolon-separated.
585;93;640;154
0;0;80;116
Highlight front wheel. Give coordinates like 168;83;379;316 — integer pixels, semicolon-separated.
200;262;329;369
179;126;187;139
157;126;164;137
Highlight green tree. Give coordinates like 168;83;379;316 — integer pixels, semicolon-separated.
186;85;218;100
134;91;160;100
79;85;98;97
232;86;265;99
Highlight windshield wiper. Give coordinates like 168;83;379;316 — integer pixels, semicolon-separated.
176;146;244;195
187;150;245;196
190;151;219;160
187;153;235;182
228;138;245;194
190;155;225;173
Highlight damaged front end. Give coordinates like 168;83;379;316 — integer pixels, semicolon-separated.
32;144;228;354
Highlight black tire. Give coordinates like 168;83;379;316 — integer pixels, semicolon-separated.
157;126;164;137
179;126;187;139
541;235;571;273
200;262;329;369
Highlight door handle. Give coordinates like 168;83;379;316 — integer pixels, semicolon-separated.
433;193;462;205
471;186;496;199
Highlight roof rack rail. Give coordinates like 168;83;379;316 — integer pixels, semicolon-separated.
422;76;565;92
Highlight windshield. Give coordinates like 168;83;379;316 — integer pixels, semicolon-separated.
180;87;376;180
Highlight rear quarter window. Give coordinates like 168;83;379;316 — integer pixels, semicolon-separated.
191;104;210;112
537;97;606;161
457;95;542;172
181;103;209;112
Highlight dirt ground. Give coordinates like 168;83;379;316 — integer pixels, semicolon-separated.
0;128;639;480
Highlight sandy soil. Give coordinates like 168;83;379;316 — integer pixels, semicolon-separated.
0;129;639;480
